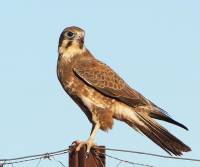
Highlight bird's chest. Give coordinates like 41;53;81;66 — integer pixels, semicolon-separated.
57;54;114;129
57;55;77;92
71;79;110;111
69;78;114;120
74;84;114;130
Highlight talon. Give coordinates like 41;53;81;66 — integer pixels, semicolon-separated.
72;140;81;146
75;139;95;153
85;152;89;159
86;139;95;153
71;141;77;146
76;141;85;152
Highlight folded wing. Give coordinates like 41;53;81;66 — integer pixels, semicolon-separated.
74;58;148;107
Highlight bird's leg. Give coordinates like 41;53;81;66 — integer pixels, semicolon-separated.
76;123;100;154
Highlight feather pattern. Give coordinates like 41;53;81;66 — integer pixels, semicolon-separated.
74;58;148;107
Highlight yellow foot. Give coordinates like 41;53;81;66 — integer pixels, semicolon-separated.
74;139;95;154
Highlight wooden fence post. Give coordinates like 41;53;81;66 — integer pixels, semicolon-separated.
69;145;105;167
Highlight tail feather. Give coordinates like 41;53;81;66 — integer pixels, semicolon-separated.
149;112;188;130
149;102;189;130
129;112;191;156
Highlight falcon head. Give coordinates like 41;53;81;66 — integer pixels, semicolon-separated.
58;26;85;54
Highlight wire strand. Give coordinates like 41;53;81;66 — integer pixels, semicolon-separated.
52;156;66;167
0;149;69;162
93;150;105;167
97;152;154;167
1;146;200;166
101;148;200;162
1;150;69;165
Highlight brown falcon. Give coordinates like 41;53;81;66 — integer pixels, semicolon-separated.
57;26;191;155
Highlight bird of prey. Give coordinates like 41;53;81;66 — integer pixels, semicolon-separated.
57;26;191;156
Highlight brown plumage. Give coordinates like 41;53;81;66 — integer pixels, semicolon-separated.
57;26;191;155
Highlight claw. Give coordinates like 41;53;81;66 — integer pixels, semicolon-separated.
84;152;89;159
76;141;85;151
71;140;81;146
75;139;95;154
73;123;99;155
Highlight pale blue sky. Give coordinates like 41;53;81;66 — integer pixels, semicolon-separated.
0;0;199;167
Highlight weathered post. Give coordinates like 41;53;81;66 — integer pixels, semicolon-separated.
69;145;105;167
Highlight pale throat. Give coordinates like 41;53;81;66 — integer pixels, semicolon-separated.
58;43;86;61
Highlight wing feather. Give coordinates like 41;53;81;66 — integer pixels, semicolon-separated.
74;59;148;107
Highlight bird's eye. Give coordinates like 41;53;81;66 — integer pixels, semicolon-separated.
66;31;75;39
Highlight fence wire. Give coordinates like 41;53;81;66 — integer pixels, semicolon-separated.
0;146;200;167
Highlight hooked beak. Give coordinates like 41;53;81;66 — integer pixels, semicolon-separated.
78;36;84;44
